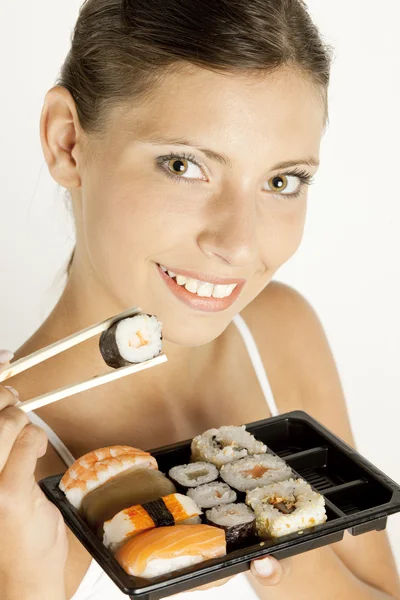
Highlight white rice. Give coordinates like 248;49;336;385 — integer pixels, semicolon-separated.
115;315;162;363
169;462;219;488
187;482;237;509
220;454;293;492
191;425;267;467
246;478;327;537
206;503;255;528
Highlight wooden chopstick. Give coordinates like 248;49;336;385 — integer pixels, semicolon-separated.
0;306;143;383
17;354;168;413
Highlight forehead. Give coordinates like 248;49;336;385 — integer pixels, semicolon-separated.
111;66;325;162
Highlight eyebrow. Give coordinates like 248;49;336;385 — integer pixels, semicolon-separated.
139;136;320;171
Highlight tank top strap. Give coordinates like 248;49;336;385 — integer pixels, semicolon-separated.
28;410;76;467
232;314;279;417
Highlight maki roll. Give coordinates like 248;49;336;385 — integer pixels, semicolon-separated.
191;425;266;467
220;454;292;492
99;314;162;368
103;493;202;551
115;524;226;578
187;482;237;509
205;503;256;546
246;478;327;538
169;462;219;488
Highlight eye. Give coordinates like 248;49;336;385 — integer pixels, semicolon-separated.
263;175;301;195
157;152;208;182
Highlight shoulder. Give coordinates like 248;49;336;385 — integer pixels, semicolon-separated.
241;281;356;447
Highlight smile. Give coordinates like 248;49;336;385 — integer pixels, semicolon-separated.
156;264;245;313
160;265;237;298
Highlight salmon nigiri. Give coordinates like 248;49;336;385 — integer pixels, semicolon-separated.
115;524;226;578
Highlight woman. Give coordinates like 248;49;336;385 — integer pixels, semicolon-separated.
0;0;399;599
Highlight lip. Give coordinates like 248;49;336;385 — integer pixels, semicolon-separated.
157;264;246;286
156;264;245;313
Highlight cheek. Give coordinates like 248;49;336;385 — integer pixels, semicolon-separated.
257;199;307;269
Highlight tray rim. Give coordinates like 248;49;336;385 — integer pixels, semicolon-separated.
39;410;400;598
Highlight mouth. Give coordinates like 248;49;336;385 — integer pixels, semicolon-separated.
156;264;245;312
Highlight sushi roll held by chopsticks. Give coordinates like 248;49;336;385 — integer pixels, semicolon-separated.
100;314;163;368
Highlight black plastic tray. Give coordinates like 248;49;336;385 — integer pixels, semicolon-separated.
39;410;400;600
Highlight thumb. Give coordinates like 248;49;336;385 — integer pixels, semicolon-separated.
0;350;14;374
250;556;292;586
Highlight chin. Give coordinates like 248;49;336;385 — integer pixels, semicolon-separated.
152;309;233;347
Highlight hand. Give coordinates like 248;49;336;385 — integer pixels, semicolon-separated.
185;555;292;593
250;555;292;586
0;350;68;599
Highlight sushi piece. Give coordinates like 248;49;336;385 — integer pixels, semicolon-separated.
205;503;256;546
191;425;267;467
169;462;218;488
187;482;237;509
103;493;202;551
220;454;292;492
99;314;162;368
115;524;226;578
81;468;176;536
246;478;327;538
59;446;158;510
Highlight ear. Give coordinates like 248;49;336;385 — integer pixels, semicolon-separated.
40;85;83;189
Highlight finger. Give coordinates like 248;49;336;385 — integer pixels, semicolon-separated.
0;385;19;410
0;350;14;374
1;424;48;492
191;575;234;592
0;406;31;472
250;556;292;586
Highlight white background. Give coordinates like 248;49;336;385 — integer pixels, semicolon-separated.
0;0;399;569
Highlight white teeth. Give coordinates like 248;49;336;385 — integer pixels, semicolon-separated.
176;275;187;286
212;284;228;299
225;283;237;297
197;282;214;297
185;279;199;294
161;267;238;299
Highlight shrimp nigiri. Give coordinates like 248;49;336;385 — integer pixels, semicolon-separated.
59;445;158;510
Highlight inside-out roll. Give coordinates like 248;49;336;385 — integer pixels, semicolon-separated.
246;478;327;537
191;425;267;467
220;453;292;492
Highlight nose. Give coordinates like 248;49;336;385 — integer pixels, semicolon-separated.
197;187;259;268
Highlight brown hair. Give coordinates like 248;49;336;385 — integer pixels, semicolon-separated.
58;0;332;136
60;0;332;274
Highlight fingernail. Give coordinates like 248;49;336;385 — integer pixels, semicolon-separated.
0;350;14;364
4;386;20;399
254;557;274;577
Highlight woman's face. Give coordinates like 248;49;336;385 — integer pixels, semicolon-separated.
71;66;325;346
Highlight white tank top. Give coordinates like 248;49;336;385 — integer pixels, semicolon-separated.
29;314;279;600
